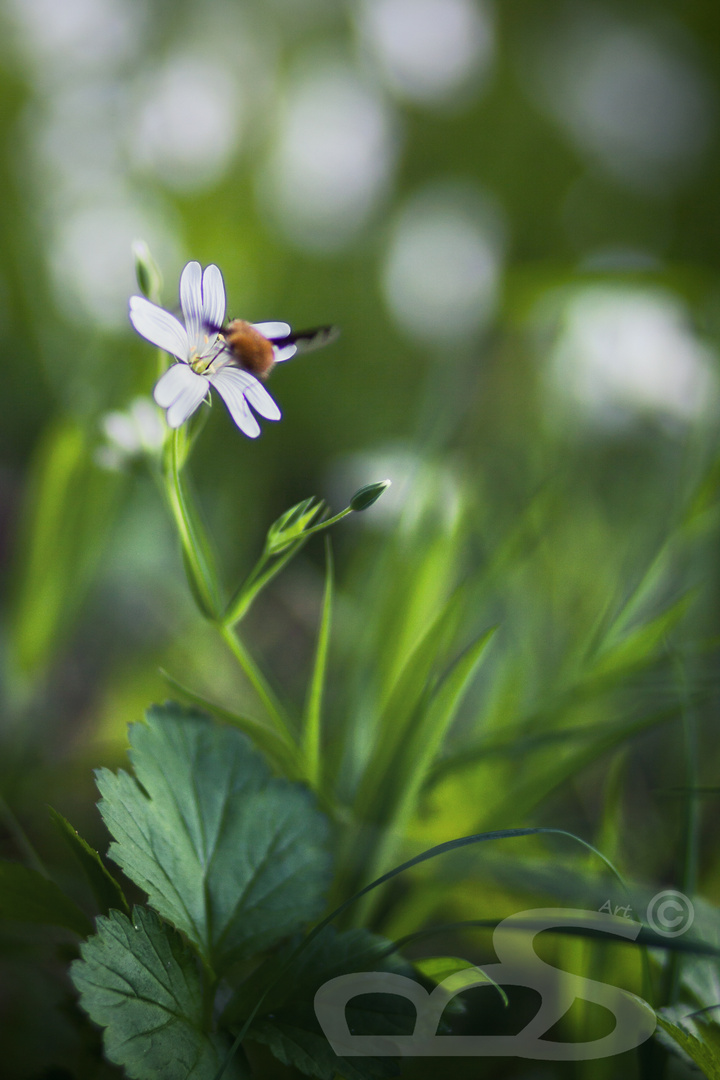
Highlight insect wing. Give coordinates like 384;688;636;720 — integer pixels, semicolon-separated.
274;325;340;355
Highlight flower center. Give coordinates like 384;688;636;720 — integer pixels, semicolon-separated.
189;334;222;375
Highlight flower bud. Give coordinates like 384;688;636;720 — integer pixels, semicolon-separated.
349;479;391;512
132;240;163;303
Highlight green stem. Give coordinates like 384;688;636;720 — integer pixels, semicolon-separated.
300;507;352;539
166;428;220;619
217;622;293;742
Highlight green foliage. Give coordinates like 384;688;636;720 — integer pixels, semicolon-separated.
657;1013;720;1079
9;420;122;675
158;670;304;778
71;906;247;1080
226;926;415;1080
0;859;92;936
302;540;333;787
49;806;129;917
95;703;332;974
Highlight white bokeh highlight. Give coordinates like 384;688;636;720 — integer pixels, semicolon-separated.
382;184;504;345
3;0;143;83
357;0;495;105
545;287;717;429
262;62;397;250
328;443;462;531
50;198;180;330
530;13;714;189
128;54;244;192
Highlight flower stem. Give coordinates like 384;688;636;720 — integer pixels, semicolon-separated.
166;428;220;619
217;621;294;742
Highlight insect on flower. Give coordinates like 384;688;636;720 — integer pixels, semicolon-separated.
129;261;337;438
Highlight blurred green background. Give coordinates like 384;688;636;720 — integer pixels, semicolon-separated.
2;0;720;1076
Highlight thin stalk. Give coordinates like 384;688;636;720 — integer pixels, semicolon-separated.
217;622;294;742
166;428;219;618
301;540;333;788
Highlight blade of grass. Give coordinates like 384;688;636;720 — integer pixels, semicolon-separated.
214;825;625;1080
350;584;465;814
302;539;333;788
351;627;497;925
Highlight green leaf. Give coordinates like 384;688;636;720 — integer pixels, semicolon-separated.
249;1023;397;1080
266;497;326;555
414;955;476;984
226;926;413;1080
353;587;465;819
158;669;303;778
223;498;326;626
0;860;92;936
48;807;129;917
657;1013;720;1079
590;592;695;680
71;907;247;1080
302;540;333;787
352;627;497;924
10;420;123;674
96;703;331;974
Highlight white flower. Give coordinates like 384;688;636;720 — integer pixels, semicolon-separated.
129;261;295;437
97;396;166;469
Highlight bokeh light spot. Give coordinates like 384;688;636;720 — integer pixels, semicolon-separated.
382;183;504;346
261;61;397;251
357;0;495;105
529;12;714;190
129;55;244;192
544;286;717;430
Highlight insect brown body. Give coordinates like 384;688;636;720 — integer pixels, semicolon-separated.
221;319;277;379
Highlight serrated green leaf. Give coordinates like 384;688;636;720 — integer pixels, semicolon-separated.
49;807;129;917
226;927;412;1080
158;669;303;778
96;703;331;974
250;1022;397;1080
0;859;92;936
657;1013;720;1079
71;907;247;1080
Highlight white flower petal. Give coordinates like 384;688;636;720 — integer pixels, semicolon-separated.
217;366;282;420
252;321;292;340
165;376;209;428
180;260;203;346
130;296;189;359
273;343;298;363
208;367;266;437
154;361;202;407
202;264;226;331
